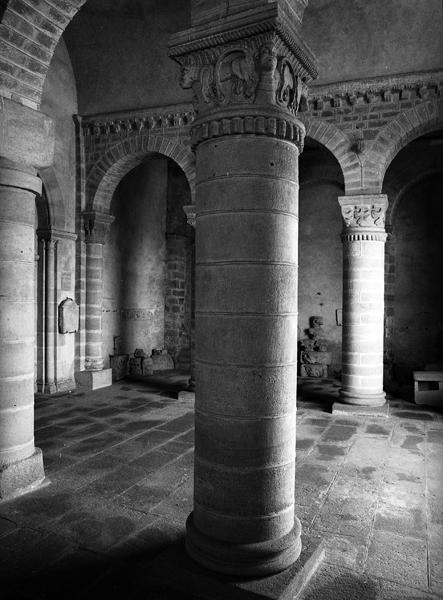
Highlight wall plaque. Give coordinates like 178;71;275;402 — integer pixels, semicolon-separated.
58;298;79;334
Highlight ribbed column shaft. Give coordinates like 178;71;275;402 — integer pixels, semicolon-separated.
339;194;388;406
0;163;40;465
85;242;104;370
188;134;301;575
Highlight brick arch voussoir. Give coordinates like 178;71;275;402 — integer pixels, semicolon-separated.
87;135;195;213
367;101;442;192
300;116;358;192
0;0;87;109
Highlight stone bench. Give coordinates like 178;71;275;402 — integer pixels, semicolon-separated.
413;370;443;406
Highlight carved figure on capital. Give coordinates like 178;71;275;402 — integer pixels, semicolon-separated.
215;48;258;105
341;203;387;229
180;56;217;111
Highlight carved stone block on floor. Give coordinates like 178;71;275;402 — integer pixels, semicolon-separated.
146;535;325;600
332;402;390;418
75;368;112;390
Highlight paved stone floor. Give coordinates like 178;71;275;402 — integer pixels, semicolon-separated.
0;374;442;599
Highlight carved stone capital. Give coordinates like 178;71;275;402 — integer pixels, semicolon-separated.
183;204;196;228
338;195;388;240
83;211;115;245
169;4;317;124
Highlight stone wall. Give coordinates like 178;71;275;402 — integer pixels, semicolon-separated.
102;157;168;363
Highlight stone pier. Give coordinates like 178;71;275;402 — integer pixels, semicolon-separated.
338;194;388;407
170;2;317;577
0;99;54;499
76;211;114;390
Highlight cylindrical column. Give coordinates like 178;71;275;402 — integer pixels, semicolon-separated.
187;127;303;576
83;211;114;371
0;159;45;498
44;238;57;393
169;7;317;575
338;194;388;406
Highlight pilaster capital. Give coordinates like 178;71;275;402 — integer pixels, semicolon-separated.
83;211;115;245
169;3;317;149
0;97;54;168
38;228;77;243
183;204;196;228
338;194;388;242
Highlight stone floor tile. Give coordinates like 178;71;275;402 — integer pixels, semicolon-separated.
374;501;426;539
429;523;443;588
322;533;369;571
0;529;75;579
0;483;76;527
294;502;322;532
62;430;127;458
0;516;17;539
313;495;376;538
345;437;390;467
294;462;337;506
321;424;359;445
365;530;428;590
107;429;182;459
79;463;149;500
156;413;194;433
48;451;127;489
110;515;185;563
46;500;157;552
19;548;112;600
300;564;382;600
130;448;177;473
308;443;349;464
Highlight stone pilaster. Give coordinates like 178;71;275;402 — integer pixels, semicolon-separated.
170;2;317;576
183;204;196;393
44;238;57;394
338;194;388;406
83;211;114;372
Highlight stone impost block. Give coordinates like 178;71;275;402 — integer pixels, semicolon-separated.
0;98;54;168
0;448;45;501
75;368;112;390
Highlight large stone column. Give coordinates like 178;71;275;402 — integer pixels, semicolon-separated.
0;98;54;500
76;211;114;390
170;3;317;576
338;194;388;407
0;160;46;498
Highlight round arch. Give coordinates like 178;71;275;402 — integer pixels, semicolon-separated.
86;134;195;213
299;116;357;192
0;0;87;109
363;99;443;193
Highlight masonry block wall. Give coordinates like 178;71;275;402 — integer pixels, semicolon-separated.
164;234;190;369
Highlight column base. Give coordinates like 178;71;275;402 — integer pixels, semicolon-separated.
332;401;389;418
186;512;302;577
0;448;45;501
75;368;112;390
339;389;386;407
56;378;76;393
148;533;325;600
43;381;57;394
